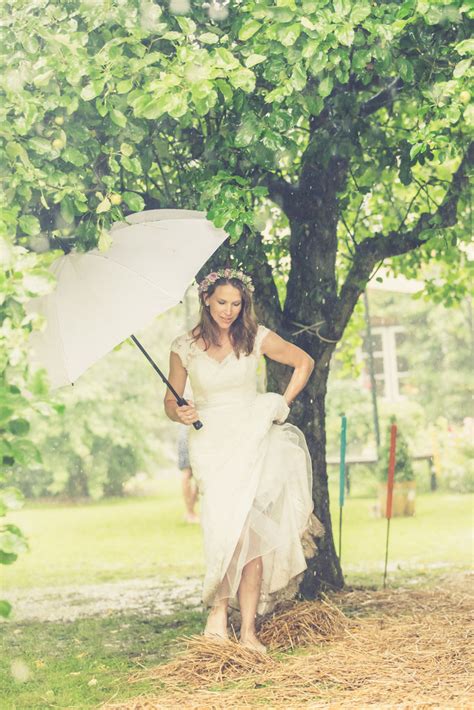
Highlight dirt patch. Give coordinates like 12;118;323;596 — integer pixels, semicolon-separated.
3;576;203;623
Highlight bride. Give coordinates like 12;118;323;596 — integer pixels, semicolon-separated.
164;267;322;653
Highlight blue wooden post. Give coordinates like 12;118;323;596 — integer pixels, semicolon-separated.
339;414;347;561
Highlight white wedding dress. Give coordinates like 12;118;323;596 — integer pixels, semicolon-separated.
170;324;323;615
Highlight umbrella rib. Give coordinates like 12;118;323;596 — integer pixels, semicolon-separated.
91;253;180;298
52;270;73;385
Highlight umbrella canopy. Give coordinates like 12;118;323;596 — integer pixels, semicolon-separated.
27;209;227;389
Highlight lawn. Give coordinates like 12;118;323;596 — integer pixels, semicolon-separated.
1;484;472;709
3;480;472;590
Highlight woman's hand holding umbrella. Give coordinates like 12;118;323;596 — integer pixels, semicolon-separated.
177;400;200;426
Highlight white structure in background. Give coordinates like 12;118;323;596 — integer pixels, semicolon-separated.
363;268;423;402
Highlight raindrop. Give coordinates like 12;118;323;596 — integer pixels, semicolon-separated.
5;70;24;92
170;0;191;14
140;1;163;29
10;659;30;683
207;0;229;21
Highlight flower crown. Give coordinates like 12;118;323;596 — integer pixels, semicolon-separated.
198;267;255;294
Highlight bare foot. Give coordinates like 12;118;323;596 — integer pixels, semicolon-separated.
184;512;200;524
239;634;267;654
203;607;228;640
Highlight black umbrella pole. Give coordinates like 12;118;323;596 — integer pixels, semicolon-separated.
131;335;203;430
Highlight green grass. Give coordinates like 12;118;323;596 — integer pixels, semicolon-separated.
3;479;205;590
3;481;472;590
327;484;473;583
0;485;472;709
1;610;204;710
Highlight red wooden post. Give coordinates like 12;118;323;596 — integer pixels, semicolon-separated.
386;423;397;519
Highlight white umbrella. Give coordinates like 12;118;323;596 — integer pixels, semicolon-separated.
27;209;228;427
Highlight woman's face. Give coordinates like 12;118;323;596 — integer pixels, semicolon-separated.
205;283;243;329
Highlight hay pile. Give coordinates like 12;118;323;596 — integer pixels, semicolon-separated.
257;596;347;651
103;580;473;709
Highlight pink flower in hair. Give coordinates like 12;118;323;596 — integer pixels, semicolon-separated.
208;272;218;282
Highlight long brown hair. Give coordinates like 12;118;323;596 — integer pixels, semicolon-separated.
191;277;258;358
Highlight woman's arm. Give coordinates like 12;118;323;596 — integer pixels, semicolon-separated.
164;352;200;424
260;330;315;407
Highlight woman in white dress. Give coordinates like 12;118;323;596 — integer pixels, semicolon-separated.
164;267;322;653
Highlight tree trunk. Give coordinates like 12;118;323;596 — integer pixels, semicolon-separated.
266;326;344;593
66;456;89;499
252;151;351;593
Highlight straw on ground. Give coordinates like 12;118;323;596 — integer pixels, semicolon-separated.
103;573;473;709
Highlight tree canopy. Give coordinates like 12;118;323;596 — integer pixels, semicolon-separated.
1;0;472;596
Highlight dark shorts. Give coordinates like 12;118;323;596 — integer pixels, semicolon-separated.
177;425;191;470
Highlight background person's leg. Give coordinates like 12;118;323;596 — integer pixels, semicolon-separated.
181;467;199;523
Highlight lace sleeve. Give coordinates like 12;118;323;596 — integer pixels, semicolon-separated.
255;324;271;358
170;333;190;370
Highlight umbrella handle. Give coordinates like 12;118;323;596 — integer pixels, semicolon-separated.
131;336;203;430
177;396;203;430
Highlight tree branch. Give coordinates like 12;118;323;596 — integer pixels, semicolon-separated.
360;77;404;117
333;142;472;336
258;173;300;215
248;229;284;331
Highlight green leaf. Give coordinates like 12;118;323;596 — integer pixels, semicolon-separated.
8;419;30;437
81;84;98;101
334;0;351;15
121;156;142;175
0;601;12;618
176;16;196;35
0;552;17;566
6;142;32;167
10;439;41;466
463;103;474;127
116;79;133;93
18;215;40;236
319;76;333;98
336;24;355;47
214;48;240;70
96;197;111;214
455;39;474;55
0;407;14;425
244;54;267;68
140;95;171;120
351;3;371;23
216;79;233;103
61;147;87;166
277;23;301;47
399;58;414;82
200;32;219;44
60;196;76;224
409;143;424;160
123;192;145;212
291;64;307;91
0;488;24;511
120;143;133;157
453;59;471;78
110;108;127;127
238;20;262;42
98;228;113;252
309;51;328;75
229;68;256;92
234;113;260;148
95;98;108;118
